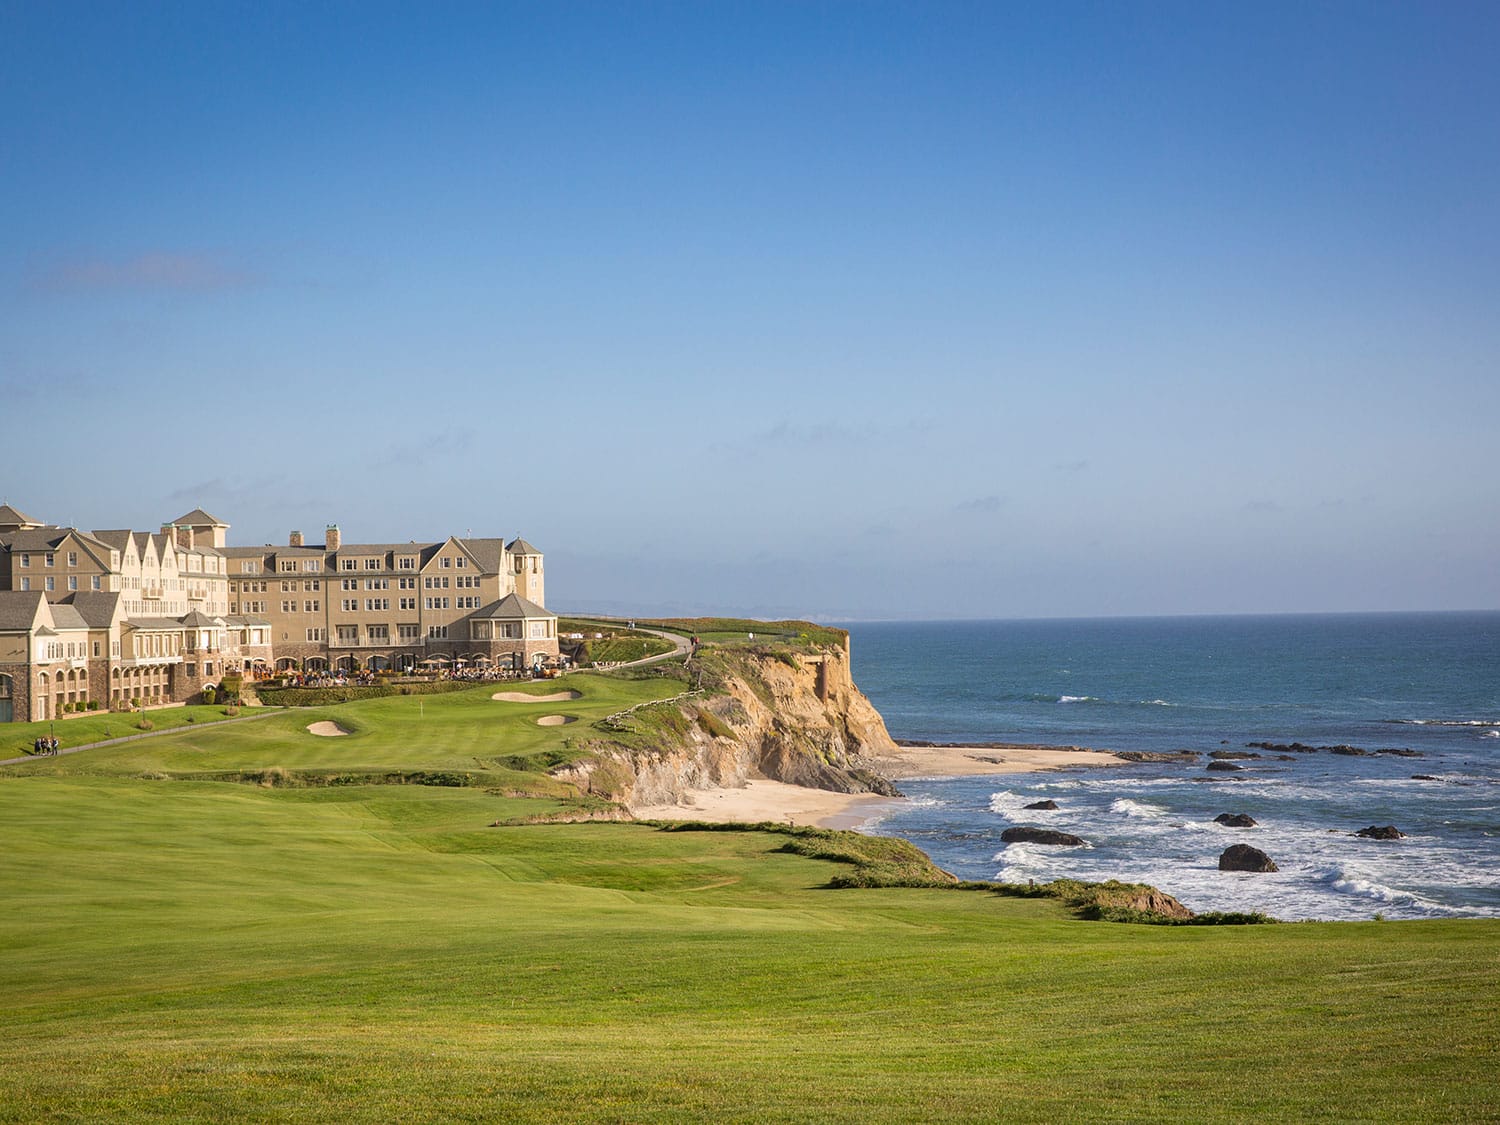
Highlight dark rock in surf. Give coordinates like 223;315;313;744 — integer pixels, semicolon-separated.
1219;844;1278;872
1214;813;1257;828
1206;760;1243;772
1114;750;1199;763
1000;826;1085;846
1411;774;1439;782
1209;751;1260;760
1375;748;1422;757
1355;825;1405;840
1022;799;1059;810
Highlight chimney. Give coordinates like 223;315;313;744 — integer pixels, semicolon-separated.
289;530;304;548
175;524;193;550
325;524;341;551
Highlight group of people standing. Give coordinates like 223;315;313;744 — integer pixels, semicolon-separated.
32;736;60;756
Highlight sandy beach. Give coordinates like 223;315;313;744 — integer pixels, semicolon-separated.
628;743;1127;829
869;741;1127;780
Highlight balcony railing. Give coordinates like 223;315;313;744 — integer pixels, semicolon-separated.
329;636;426;648
142;587;164;600
187;586;208;600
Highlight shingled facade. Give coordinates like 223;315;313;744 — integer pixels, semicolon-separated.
0;504;557;723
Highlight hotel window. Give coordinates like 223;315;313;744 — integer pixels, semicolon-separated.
303;560;320;572
398;557;415;569
306;628;325;642
456;557;466;567
399;597;416;610
365;598;389;611
68;576;78;591
282;582;296;592
365;558;380;570
280;560;296;572
440;557;452;568
91;576;101;590
242;561;259;574
44;577;54;591
45;553;54;566
19;553;29;567
336;625;358;644
93;641;101;657
342;579;358;591
304;580;320;591
231;603;239;613
281;601;296;613
304;600;320;612
342;599;358;612
428;625;447;638
341;558;356;571
399;624;420;640
67;552;77;566
367;625;389;641
19;578;29;591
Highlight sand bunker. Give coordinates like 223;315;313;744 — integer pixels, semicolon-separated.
535;714;578;726
306;721;351;737
492;690;582;703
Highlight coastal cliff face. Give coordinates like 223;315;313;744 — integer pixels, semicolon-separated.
555;638;901;809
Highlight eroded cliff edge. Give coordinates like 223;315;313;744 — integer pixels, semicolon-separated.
553;635;902;809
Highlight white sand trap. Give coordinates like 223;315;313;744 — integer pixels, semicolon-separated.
535;714;577;726
306;721;351;737
492;690;583;703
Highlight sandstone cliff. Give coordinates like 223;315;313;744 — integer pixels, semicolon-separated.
554;637;901;810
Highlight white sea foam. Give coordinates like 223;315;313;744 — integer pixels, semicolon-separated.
1057;695;1094;704
1110;798;1167;820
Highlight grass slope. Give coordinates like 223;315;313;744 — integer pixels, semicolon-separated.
1;676;1496;1122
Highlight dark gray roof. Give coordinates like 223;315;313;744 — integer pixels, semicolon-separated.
172;508;228;527
0;503;42;527
505;537;540;555
47;604;90;631
0;527;68;551
59;592;122;628
179;610;224;628
90;530;133;551
0;590;46;631
125;616;187;631
225;614;271;627
472;593;553;620
457;537;507;573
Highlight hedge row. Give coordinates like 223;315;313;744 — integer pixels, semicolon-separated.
256;681;481;707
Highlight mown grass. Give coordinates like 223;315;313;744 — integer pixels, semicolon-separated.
0;703;245;758
641;616;849;650
0;674;1496;1121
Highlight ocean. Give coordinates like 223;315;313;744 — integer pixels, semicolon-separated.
848;614;1500;921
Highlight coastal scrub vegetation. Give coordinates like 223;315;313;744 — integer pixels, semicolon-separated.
0;665;1495;1121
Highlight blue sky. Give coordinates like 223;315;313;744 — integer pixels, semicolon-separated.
3;2;1497;619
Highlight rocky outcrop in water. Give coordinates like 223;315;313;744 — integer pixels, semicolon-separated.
1247;741;1421;758
1023;799;1059;810
1210;751;1260;760
1355;825;1405;840
1000;827;1086;846
1206;760;1243;772
1219;844;1278;872
1114;750;1199;763
1214;813;1257;827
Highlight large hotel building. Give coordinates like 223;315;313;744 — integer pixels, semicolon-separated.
0;503;558;723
